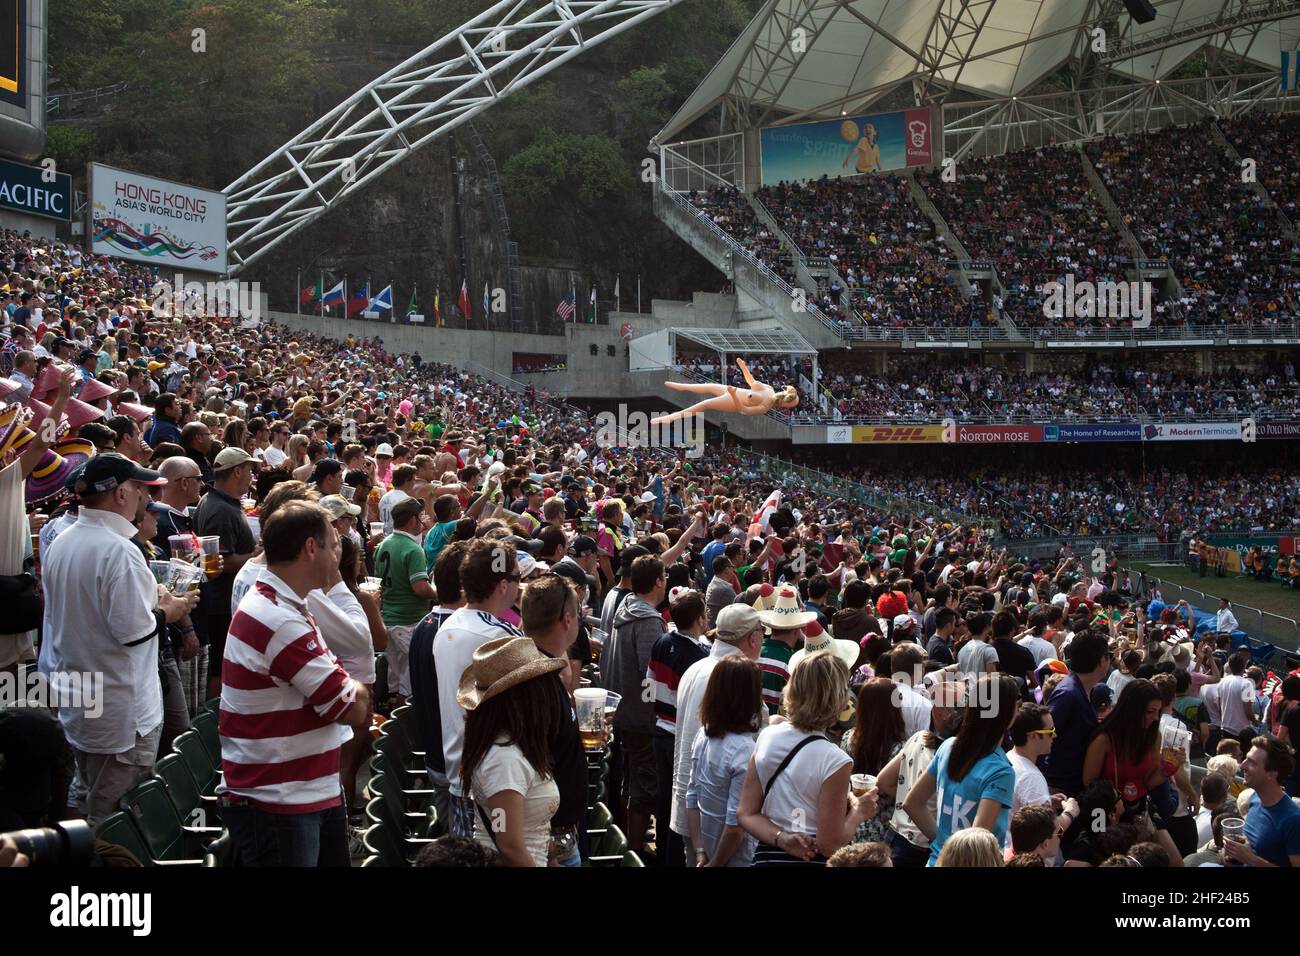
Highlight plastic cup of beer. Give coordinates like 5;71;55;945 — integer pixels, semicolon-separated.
575;688;607;751
1221;817;1246;850
359;576;382;597
851;773;876;797
240;497;257;515
199;536;222;578
169;534;199;563
602;691;622;727
369;522;385;538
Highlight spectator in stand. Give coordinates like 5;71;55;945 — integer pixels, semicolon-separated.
218;502;370;866
39;454;197;824
375;497;435;700
1041;630;1111;796
1225;735;1300;867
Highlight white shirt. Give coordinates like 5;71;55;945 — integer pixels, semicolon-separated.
470;739;560;867
39;509;162;753
1216;608;1239;634
670;640;745;836
433;607;523;797
1018;634;1057;667
1009;750;1051;818
896;681;933;739
307;581;376;684
261;444;288;468
751;722;851;837
378;488;412;536
231;557;265;615
1215;674;1256;734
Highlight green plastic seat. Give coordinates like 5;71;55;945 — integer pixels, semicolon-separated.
203;830;238;867
361;823;408;867
366;771;436;839
154;753;220;828
621;850;645;867
94;812;155;867
587;801;612;831
587;824;627;866
191;710;221;764
122;779;220;863
365;796;436;859
173;730;219;796
372;732;428;783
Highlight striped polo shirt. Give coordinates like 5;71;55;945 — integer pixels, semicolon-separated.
218;572;357;813
759;637;795;715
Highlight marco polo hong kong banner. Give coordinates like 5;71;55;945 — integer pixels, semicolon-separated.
88;163;228;273
760;108;933;185
850;424;945;444
1206;535;1300;575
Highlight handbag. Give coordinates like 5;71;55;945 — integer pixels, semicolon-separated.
0;556;42;633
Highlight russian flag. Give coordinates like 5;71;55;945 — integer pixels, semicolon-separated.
348;283;369;317
320;280;345;310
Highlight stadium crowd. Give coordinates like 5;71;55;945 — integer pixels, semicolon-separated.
1;223;1298;873
1085;121;1300;329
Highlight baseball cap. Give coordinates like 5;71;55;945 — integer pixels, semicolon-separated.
714;604;762;644
517;553;549;577
390;497;425;528
376;443;394;457
569;534;597;557
72;452;166;495
319;494;361;520
213;447;255;472
892;613;916;633
77;348;97;364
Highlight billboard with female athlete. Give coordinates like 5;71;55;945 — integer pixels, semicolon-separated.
759;107;933;185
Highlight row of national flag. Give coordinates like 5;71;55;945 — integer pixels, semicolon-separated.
299;276;487;325
301;273;636;324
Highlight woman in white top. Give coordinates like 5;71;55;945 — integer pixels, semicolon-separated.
458;636;568;867
686;656;763;867
738;651;877;866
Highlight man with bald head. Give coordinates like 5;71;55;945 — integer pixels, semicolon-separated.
181;420;215;487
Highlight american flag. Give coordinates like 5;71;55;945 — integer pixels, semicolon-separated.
556;291;576;321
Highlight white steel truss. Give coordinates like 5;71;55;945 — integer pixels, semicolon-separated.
222;0;688;275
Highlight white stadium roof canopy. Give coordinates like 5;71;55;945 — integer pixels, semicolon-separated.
657;0;1300;142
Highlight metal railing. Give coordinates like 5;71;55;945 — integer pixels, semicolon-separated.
1125;564;1300;653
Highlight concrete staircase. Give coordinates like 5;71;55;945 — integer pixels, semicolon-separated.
1079;146;1185;300
652;184;845;350
908;172;1017;337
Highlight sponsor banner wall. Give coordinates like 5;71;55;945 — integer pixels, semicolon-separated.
760;107;932;185
1141;422;1242;442
955;424;1043;444
88;163;228;273
851;424;944;444
1257;421;1300;440
1207;535;1300;563
826;424;852;444
0;157;71;221
1044;423;1143;442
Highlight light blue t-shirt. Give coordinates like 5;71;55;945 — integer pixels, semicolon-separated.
926;735;1016;866
1243;791;1300;867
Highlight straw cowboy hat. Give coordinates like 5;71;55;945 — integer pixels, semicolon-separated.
789;620;859;673
457;636;566;711
756;585;818;630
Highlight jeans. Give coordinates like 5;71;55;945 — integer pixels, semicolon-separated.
221;800;351;867
557;841;582;867
425;764;452;837
652;730;684;866
885;827;930;868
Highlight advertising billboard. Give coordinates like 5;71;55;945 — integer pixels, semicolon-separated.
850;424;945;444
759;107;933;185
0;0;23;108
954;424;1044;444
1257;421;1300;440
88;163;228;273
0;156;70;220
1141;422;1242;442
1044;423;1143;442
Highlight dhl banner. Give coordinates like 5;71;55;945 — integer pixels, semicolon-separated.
850;424;945;444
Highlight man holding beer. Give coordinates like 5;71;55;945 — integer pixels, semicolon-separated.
194;447;258;699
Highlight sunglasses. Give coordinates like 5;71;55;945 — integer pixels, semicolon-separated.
1031;728;1057;737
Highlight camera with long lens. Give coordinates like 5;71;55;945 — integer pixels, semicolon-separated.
4;820;95;867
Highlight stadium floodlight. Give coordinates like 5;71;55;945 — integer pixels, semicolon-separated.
223;0;688;275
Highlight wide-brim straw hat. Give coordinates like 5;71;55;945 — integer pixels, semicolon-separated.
456;636;566;711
